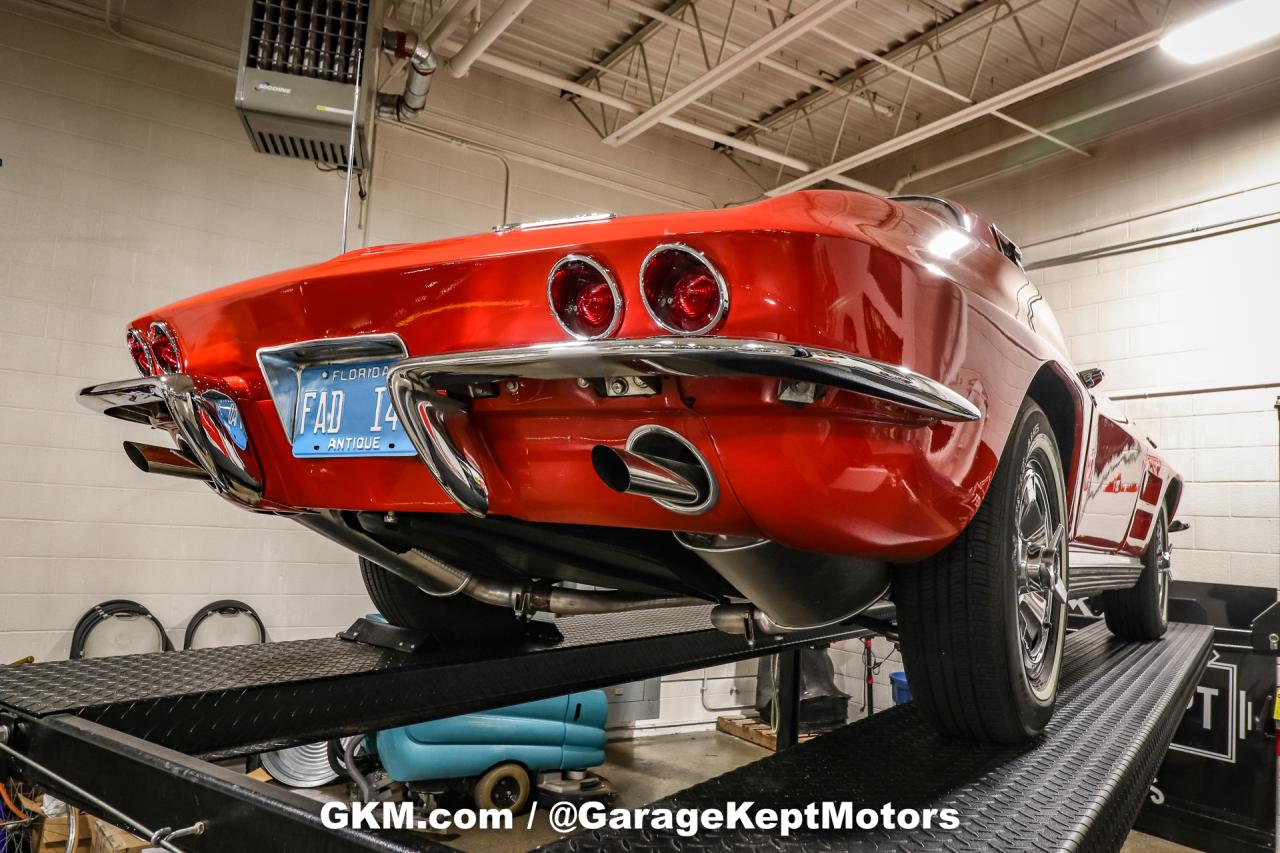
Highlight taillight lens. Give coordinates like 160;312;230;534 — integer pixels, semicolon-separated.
640;244;727;335
126;329;153;376
148;322;182;374
548;255;622;340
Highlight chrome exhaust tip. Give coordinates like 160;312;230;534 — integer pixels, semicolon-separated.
590;425;717;514
591;446;701;504
123;441;209;481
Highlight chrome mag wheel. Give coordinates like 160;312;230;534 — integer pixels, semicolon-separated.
1014;452;1068;701
1155;519;1172;620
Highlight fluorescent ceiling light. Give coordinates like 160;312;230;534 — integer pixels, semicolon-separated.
1161;0;1280;64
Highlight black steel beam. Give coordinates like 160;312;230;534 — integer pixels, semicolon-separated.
0;606;866;756
4;714;446;852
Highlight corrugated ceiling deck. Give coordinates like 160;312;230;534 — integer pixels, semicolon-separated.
389;0;1187;185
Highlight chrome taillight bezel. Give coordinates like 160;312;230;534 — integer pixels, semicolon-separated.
639;242;729;336
546;253;624;341
148;321;183;374
127;328;155;376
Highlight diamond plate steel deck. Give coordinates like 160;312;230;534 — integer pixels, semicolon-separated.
542;621;1213;853
0;605;865;756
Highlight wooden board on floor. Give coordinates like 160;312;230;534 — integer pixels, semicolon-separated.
716;713;819;751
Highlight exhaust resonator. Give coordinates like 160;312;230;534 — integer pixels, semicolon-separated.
676;533;890;635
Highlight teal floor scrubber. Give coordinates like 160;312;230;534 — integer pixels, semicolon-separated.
329;617;613;814
368;690;613;813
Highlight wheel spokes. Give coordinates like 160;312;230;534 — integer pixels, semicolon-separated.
1019;491;1048;545
1020;590;1049;631
1042;523;1068;605
1014;459;1065;688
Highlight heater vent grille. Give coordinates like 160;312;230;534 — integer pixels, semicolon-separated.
255;131;350;165
246;0;370;83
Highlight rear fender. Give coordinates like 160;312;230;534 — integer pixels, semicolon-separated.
1023;361;1089;525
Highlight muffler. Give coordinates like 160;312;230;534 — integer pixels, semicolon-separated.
677;533;890;633
591;425;717;514
123;441;209;481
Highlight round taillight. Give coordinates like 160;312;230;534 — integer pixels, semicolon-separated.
148;322;182;374
640;244;727;335
547;255;622;340
126;329;153;376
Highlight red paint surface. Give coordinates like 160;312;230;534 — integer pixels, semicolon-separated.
125;191;1178;560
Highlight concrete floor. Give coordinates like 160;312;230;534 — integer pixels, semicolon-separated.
440;731;1203;852
1121;832;1203;853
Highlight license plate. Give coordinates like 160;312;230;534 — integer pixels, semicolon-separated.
291;359;416;458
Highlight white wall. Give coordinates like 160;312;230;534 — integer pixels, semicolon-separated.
0;2;764;672
952;77;1280;590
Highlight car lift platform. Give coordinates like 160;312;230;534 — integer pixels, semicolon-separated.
0;605;860;758
0;608;1211;853
546;620;1214;853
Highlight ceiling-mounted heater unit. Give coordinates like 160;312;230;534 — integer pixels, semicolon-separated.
235;0;380;170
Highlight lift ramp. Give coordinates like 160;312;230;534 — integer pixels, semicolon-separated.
545;621;1213;853
0;609;1211;853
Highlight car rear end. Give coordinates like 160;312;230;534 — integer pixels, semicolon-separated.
84;191;996;562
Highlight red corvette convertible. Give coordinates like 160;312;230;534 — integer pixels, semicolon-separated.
81;190;1180;743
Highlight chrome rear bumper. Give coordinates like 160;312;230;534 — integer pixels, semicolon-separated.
387;336;981;517
78;375;263;506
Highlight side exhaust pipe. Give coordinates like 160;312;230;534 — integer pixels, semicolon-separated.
123;441;209;481
591;446;701;505
591;425;717;514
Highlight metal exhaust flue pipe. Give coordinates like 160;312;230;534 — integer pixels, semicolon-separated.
379;30;437;119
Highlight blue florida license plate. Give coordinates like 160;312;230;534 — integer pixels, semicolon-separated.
291;359;417;458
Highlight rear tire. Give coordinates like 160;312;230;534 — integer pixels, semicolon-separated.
359;557;526;647
895;400;1069;743
1102;510;1170;641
